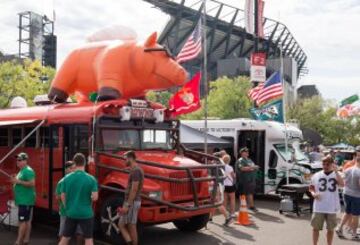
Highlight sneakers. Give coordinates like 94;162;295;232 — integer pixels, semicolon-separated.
249;206;259;213
335;228;344;238
223;216;233;226
352;234;360;241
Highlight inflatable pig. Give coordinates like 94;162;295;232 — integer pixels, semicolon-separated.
48;31;187;102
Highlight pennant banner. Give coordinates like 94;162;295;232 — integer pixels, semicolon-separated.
250;99;284;122
245;0;254;34
169;72;201;116
257;0;265;38
340;94;359;107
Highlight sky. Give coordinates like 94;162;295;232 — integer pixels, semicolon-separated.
0;0;359;102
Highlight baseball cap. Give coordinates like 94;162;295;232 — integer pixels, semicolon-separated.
239;147;249;153
356;146;360;152
16;152;28;161
65;161;75;169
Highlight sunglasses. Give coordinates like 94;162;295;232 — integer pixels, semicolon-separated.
144;47;175;59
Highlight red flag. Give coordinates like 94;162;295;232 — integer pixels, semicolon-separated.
169;72;201;116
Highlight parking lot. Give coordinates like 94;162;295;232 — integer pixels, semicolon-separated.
0;196;356;245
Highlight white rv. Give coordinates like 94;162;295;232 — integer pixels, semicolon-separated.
182;118;322;195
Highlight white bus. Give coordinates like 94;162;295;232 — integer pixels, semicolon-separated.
182;118;322;195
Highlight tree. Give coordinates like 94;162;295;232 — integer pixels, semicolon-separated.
182;76;252;119
146;90;172;106
288;96;360;145
0;59;55;108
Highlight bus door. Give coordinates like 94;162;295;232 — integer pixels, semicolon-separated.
62;124;89;163
237;130;265;194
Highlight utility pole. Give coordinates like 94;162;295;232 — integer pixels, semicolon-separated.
252;0;259;107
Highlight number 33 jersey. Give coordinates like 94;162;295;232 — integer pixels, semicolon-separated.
310;171;341;213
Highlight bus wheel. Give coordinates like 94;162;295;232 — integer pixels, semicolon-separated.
173;213;210;232
100;194;126;244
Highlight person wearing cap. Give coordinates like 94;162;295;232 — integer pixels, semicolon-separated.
56;161;83;244
235;147;259;212
11;152;36;245
336;146;360;240
59;153;98;245
309;155;344;245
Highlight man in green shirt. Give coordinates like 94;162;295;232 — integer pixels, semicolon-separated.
56;161;83;244
59;153;98;245
235;147;259;212
11;152;36;245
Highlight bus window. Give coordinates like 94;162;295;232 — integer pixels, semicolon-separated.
40;127;59;148
142;129;172;150
12;128;22;146
269;150;278;168
101;129;140;151
25;127;37;147
0;128;8;146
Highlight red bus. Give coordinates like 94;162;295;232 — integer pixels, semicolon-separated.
0;98;224;243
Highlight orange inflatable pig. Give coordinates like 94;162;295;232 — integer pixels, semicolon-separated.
48;32;187;102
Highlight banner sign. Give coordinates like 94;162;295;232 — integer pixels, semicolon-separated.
257;0;265;38
250;52;266;82
250;99;284;122
340;94;359;107
245;0;254;34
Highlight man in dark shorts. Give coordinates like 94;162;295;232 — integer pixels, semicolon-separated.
12;152;36;245
118;151;144;245
56;161;83;244
59;153;98;245
235;147;259;212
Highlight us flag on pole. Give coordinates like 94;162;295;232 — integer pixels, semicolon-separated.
176;19;202;63
256;71;283;106
248;82;264;101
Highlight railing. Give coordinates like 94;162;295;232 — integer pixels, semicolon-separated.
96;149;225;211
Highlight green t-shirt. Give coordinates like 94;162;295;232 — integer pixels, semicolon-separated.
236;157;257;183
56;178;65;216
60;170;98;219
13;165;36;206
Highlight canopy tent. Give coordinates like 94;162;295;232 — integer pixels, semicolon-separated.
179;124;232;150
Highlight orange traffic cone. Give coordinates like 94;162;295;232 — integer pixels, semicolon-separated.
236;195;253;226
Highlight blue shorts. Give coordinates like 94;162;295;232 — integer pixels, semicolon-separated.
344;194;360;216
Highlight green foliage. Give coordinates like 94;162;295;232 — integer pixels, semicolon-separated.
288;96;360;145
146;90;172;106
182;76;252;119
0;59;55;108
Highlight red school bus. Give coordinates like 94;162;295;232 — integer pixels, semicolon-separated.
0;98;224;243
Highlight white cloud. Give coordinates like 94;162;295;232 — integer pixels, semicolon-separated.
0;0;359;101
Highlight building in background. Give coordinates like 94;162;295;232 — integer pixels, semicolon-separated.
144;0;308;105
297;85;320;99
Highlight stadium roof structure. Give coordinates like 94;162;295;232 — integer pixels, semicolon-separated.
143;0;308;79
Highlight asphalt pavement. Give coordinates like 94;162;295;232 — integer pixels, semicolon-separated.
0;196;357;245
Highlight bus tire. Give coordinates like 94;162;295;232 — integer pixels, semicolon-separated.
100;194;125;244
173;213;210;232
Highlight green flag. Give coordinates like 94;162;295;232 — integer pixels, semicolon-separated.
249;99;284;123
340;94;359;107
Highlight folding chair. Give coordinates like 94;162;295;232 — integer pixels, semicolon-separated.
0;190;11;229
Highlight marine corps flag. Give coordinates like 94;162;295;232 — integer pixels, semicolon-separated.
169;72;201;116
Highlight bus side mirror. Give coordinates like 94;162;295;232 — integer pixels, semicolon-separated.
268;169;277;180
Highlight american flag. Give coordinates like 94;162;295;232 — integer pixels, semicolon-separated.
248;82;264;101
256;71;283;106
176;19;202;63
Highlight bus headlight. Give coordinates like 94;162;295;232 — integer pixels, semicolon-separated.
148;191;162;200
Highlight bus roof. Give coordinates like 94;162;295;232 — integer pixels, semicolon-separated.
0;99;165;125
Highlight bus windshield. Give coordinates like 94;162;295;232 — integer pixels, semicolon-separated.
274;142;309;162
101;128;174;151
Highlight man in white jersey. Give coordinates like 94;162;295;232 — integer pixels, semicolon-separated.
309;155;344;245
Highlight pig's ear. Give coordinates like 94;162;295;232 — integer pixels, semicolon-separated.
144;32;157;48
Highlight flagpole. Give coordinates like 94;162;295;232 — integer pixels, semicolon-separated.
203;0;208;156
280;44;290;185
